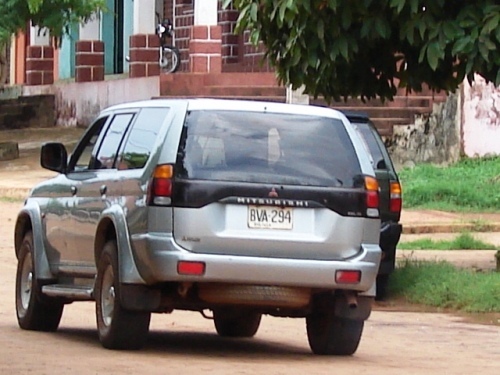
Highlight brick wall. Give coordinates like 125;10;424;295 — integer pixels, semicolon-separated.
162;0;193;72
75;41;105;82
241;30;272;72
25;46;54;85
129;34;160;77
218;1;239;64
161;0;272;73
189;25;222;73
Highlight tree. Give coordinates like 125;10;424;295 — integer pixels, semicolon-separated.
226;0;500;102
0;0;105;86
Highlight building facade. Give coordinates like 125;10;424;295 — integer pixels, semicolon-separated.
7;0;270;86
4;1;500;159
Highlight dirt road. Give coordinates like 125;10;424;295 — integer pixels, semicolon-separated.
1;200;499;374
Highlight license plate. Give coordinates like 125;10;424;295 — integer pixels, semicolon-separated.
247;206;293;230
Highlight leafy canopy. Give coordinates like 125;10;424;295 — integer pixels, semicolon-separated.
0;0;105;46
226;0;500;101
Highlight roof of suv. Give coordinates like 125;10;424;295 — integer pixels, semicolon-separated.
104;99;348;120
341;110;370;123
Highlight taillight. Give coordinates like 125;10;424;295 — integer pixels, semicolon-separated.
390;181;402;213
177;261;205;276
364;176;379;218
148;164;173;206
335;270;361;284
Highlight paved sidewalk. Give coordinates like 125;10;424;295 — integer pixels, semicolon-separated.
401;210;500;234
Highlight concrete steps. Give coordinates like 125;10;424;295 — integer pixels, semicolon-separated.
312;93;447;136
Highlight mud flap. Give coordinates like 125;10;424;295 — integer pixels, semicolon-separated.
119;284;161;312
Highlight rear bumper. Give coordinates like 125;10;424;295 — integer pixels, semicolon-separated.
132;233;381;294
379;221;402;274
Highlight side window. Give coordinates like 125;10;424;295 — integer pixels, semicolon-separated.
71;116;108;172
354;123;384;168
93;113;135;169
117;108;169;170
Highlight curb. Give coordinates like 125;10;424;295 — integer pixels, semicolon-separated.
403;223;500;234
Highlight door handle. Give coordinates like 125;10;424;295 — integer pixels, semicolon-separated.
100;185;107;195
70;186;77;195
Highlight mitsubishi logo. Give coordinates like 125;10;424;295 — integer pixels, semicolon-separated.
268;188;278;197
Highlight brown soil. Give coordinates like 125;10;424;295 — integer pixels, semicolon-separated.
1;200;499;374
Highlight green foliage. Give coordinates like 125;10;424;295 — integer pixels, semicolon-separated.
399;232;500;250
399;156;500;211
390;259;500;313
226;0;500;102
0;0;105;46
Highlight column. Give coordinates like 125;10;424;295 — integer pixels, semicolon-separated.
190;0;222;73
76;15;105;82
129;0;159;77
25;26;54;85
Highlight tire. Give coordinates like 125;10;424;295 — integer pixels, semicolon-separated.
214;309;262;338
375;274;390;301
306;310;364;355
95;240;151;350
159;46;181;73
15;231;64;331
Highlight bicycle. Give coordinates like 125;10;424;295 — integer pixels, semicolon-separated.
156;13;181;73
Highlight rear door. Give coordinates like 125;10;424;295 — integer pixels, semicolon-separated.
62;112;134;273
172;109;371;261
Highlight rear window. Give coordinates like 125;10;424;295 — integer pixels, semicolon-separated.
177;110;362;187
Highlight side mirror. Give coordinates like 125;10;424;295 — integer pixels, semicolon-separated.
376;159;387;170
41;143;68;173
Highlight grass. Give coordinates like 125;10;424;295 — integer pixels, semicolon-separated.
398;232;500;250
395;157;500;313
0;196;23;203
399;156;500;211
389;259;500;313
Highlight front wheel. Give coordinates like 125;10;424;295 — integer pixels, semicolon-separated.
159;46;181;73
306;310;364;355
95;240;151;350
15;231;64;331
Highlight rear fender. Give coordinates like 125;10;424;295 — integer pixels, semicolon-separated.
95;206;146;284
14;203;54;280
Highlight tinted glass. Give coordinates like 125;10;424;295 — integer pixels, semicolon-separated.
72;116;108;172
118;108;169;170
94;113;134;169
352;122;385;169
178;110;361;187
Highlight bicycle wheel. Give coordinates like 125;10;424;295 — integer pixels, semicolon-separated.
159;46;181;73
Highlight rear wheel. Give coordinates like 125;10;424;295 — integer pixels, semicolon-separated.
160;46;181;73
376;274;390;301
15;231;64;331
95;240;151;350
306;308;364;355
214;309;262;338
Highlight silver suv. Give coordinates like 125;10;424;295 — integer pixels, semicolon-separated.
15;99;381;355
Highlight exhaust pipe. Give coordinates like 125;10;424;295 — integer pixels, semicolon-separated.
344;291;358;309
178;282;193;298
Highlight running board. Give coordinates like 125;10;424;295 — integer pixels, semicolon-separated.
42;284;93;300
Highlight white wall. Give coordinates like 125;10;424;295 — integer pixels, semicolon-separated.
22;76;160;126
462;76;500;157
